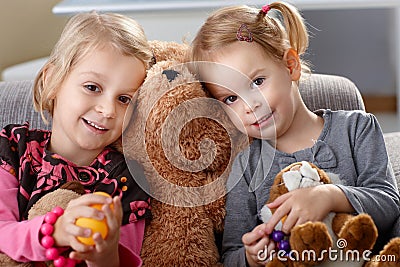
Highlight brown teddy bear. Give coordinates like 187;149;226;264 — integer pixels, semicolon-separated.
260;161;379;267
122;40;248;266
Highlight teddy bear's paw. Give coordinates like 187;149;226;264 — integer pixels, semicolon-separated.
265;256;293;267
338;213;378;252
364;237;400;267
289;221;332;266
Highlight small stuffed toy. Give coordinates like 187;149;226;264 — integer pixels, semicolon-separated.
0;181;84;267
123;40;248;266
260;161;379;267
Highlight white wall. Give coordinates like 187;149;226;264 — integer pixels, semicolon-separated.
0;0;68;81
1;2;396;98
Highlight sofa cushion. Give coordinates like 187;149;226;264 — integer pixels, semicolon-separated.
0;80;49;130
384;132;400;190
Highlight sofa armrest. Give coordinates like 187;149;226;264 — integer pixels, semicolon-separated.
384;132;400;190
383;132;400;238
299;73;365;112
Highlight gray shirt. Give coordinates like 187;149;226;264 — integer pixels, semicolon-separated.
222;109;400;266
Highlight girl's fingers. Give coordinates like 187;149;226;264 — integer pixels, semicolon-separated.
242;224;272;261
65;204;106;222
265;204;291;234
245;235;270;256
242;224;268;245
68;193;112;208
91;232;107;252
281;212;299;233
102;197;122;237
63;220;91;237
69;237;94;253
113;196;122;222
69;248;94;262
267;193;290;209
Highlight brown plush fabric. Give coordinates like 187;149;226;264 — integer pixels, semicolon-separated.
123;45;248;265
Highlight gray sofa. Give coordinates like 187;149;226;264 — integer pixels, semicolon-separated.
0;74;399;239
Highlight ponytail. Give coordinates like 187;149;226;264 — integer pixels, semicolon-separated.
267;2;309;57
190;1;310;73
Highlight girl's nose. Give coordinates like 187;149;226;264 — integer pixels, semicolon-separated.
244;98;261;114
95;98;116;118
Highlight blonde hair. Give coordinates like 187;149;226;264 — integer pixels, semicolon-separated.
33;12;153;123
189;1;309;72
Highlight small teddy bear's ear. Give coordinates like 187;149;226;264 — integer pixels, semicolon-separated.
162;69;180;82
299;161;320;182
282;171;302;191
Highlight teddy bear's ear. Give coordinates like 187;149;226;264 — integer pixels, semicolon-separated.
309;162;332;184
149;40;189;63
61;180;86;194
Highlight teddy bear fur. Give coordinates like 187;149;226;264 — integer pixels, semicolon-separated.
364;237;400;267
264;161;379;267
122;40;248;266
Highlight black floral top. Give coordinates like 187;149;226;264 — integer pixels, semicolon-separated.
0;123;151;225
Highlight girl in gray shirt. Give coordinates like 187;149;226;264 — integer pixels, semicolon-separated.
189;1;400;266
223;109;399;266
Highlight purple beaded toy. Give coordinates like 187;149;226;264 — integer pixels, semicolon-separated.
270;229;291;254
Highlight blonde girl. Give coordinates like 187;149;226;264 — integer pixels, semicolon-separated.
0;12;152;266
190;2;399;266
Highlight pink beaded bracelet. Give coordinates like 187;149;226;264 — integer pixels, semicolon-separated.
40;206;76;267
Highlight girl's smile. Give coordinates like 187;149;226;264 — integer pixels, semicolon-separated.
252;111;274;129
82;118;109;133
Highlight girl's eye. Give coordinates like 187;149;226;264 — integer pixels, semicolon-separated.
118;95;132;105
251;77;265;89
223;95;237;105
84;84;101;92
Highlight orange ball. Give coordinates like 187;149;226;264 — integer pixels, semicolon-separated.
75;192;113;245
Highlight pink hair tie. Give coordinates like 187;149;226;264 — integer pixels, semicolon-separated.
262;4;271;14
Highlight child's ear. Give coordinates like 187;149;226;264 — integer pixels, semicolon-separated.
283;49;301;81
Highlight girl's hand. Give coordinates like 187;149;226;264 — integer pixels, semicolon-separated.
69;196;123;267
265;184;335;234
52;193;122;266
242;223;275;267
53;193;112;250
